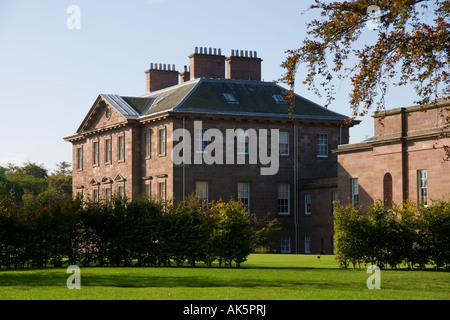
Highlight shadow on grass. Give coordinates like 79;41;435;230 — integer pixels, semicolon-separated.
0;268;350;290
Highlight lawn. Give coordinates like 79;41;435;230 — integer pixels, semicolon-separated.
0;254;449;300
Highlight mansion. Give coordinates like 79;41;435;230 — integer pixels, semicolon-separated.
64;46;357;254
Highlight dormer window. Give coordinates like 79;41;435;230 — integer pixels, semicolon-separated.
272;94;287;104
223;93;239;104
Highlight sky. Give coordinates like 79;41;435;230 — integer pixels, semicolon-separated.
0;0;422;172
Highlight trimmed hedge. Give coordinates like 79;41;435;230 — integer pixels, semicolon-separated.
334;199;450;269
0;191;274;269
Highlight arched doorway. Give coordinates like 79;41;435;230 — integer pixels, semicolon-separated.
383;173;393;208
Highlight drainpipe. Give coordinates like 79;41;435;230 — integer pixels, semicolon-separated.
294;124;299;254
400;108;408;203
183;116;186;201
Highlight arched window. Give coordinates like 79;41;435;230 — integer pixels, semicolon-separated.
383;173;393;208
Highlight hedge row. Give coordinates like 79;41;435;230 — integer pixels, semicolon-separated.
0;189;276;269
334;200;450;269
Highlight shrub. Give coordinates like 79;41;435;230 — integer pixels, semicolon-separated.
334;199;450;269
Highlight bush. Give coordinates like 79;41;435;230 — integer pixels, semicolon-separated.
334;199;450;269
0;192;275;269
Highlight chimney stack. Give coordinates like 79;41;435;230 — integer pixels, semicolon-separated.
180;65;190;83
226;49;262;81
145;63;179;92
189;47;225;80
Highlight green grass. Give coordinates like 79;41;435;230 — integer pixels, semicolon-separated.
0;254;449;300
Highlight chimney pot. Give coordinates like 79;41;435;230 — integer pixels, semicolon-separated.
146;61;179;92
225;49;262;81
189;46;225;79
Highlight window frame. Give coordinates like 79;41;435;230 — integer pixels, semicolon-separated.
77;146;83;171
195;181;209;210
105;187;112;204
277;183;290;215
118;135;125;162
272;94;287;104
304;236;311;254
331;191;339;213
223;93;239;104
118;185;125;199
279;132;289;156
237;130;249;155
144;182;151;200
304;193;311;215
145;131;151;159
195;128;209;154
317;133;328;158
237;182;250;213
159;181;166;205
159;128;166;157
351;178;359;208
105;138;112;164
93;140;99;166
417;169;428;206
92;188;99;203
280;236;291;253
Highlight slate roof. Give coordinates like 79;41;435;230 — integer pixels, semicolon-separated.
172;79;347;120
76;78;349;134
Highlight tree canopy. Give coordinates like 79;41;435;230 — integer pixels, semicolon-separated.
281;0;449;119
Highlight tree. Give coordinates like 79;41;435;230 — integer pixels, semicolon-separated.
210;200;253;268
281;0;449;154
16;161;48;179
47;162;72;198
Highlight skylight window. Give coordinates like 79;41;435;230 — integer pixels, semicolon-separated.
223;93;239;104
272;94;287;104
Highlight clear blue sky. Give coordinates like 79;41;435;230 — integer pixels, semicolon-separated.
0;0;420;172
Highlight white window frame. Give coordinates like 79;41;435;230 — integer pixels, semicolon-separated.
105;138;112;163
280;236;291;253
93;141;99;166
118;135;125;161
352;178;359;208
105;187;112;204
305;193;311;215
195;128;209;154
77;146;83;170
237;130;249;155
332;191;339;213
237;182;250;213
304;236;311;254
279;132;289;156
195;181;209;209
118;185;125;199
145;183;151;200
145;131;151;158
317;133;328;158
93;188;99;203
417;169;428;206
277;183;290;215
159;128;166;156
159;181;166;205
